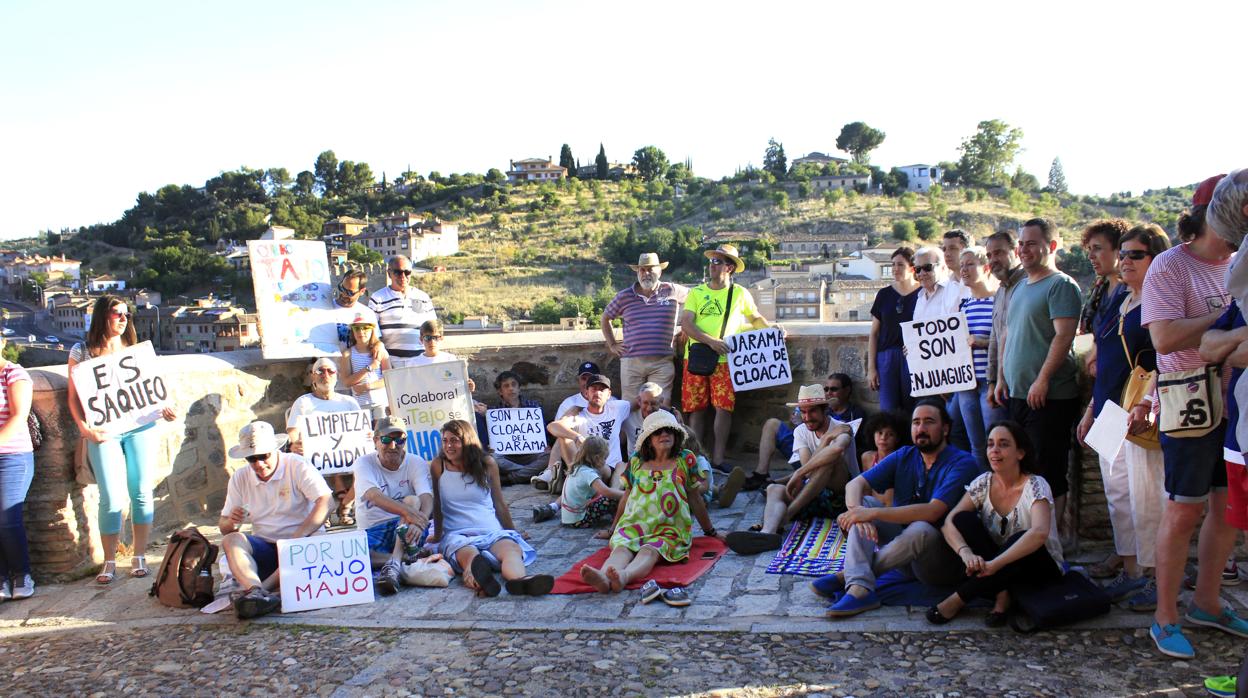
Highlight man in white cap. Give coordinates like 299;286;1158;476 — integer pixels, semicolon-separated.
368;254;436;368
287;357;364;526
352;416;433;595
724;384;853;555
602;252;688;407
219;421;333;620
547;374;633;488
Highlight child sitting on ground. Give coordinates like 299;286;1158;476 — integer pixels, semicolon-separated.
683;427;745;509
532;436;623;538
859;410;908;506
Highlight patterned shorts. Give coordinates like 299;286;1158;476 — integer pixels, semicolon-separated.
569;495;619;528
681;360;735;413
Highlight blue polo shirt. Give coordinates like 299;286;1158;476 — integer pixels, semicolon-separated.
862;444;981;519
1213;301;1245;465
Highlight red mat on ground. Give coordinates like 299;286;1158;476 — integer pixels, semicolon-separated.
550;536;728;594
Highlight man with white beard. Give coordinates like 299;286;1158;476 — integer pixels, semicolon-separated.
601;252;688;407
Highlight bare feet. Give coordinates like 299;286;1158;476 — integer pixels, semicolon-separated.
593;530;611;540
605;566;624;593
579;565;611;593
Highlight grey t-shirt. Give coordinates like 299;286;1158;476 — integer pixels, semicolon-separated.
1003;272;1083;401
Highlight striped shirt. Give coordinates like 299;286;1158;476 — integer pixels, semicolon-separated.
368;285;436;360
960;296;994;381
0;362;32;454
602;282;689;357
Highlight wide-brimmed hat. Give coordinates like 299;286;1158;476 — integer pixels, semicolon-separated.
1193;174;1227;206
633;410;683;453
704;244;745;273
628;252;669;271
228;421;288;459
786;384;829;408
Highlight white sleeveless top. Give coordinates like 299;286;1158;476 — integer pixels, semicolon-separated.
348;346;386;408
437;468;499;535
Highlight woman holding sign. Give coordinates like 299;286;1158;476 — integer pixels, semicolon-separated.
66;295;177;584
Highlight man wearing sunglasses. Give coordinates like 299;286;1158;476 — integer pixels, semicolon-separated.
331;270;378;348
286;357;363;526
219;421;333;620
352;416;434;595
368;254;436;368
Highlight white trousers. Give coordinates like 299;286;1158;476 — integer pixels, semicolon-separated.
1122;441;1166;568
1098;448;1136;558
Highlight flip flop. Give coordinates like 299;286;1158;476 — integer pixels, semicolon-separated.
468;556;501;597
504;574;555;597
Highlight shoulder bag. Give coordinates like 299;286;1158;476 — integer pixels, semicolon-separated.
1157;364;1223;439
686;283;734;376
1116;310;1160;450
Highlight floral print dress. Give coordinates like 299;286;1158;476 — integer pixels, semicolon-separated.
610;449;705;562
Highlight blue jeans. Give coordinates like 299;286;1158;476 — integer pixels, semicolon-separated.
87;422;160;535
875;346;912;414
956;381;989;469
946;394;970;453
981;384;1009;431
0;451;34;579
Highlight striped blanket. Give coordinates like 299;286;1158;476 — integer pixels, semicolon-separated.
765;517;848;577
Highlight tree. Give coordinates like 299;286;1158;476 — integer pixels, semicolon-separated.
559;144;576;177
836;122;886;164
937;161;961;186
892;220;916;241
485;168;506;184
881;168;910;197
915;217;940;240
595;143;608;180
1048;157;1068;194
264;167;292;195
314;150;340;196
337;160;375;196
293;170;316;199
1011;167;1040;193
957;120;1024;187
632;146;669;182
763;138;787;180
348;242;383;264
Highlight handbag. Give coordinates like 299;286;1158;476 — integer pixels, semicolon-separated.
1157;365;1223;438
686;283;734;376
1116;311;1159;450
1009;570;1111;633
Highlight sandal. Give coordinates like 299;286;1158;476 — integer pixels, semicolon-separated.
131;556;149;578
748;523;764;532
96;560;116;585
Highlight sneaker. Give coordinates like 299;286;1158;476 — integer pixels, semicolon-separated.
0;579;10;602
1185;605;1248;639
532;504;557;523
639;579;663;604
661;587;692;607
825;589;881;618
234;586;280;620
810;573;846;599
741;472;770;492
717;467;747;509
1150;622;1195;659
711;462;734;475
1103;571;1148;602
531;466;555;491
11;574;34;600
1125;578;1157;612
1223;559;1242;586
377;561;401;596
1204;675;1237;698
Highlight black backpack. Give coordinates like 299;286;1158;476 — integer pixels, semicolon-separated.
1009;570;1111;633
149;528;218;608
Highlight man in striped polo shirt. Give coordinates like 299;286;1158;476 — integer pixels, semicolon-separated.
368;255;436;369
601;252;688;407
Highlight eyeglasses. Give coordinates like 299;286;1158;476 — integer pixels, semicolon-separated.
708;258;729;266
913;264;935;273
110;310;129;319
379;434;406;445
314;368;337;375
245;453;270;464
421;334;443;342
389;268;413;276
1118;250;1151;261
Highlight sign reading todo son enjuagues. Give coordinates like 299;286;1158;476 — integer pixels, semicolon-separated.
901;312;977;397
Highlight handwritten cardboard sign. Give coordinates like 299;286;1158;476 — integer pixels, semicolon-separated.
384;360;474;461
486;407;547;455
277;530;373;613
727;328;792;392
300;409;375;475
70;341;169;437
249;240;340;359
902;312;977;397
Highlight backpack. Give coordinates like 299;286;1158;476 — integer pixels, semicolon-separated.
1009;570;1111;633
149;528;219;608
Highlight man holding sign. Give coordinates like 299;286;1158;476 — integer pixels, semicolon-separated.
288;357;363;527
353;417;433;596
219;421;332;620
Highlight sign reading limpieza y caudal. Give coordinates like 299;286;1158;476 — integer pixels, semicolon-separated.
902;312;977;397
70;341;169;437
248;239;340;360
300;409;375;475
385;361;474;461
277;531;373;613
727;328;792;392
486;408;547;455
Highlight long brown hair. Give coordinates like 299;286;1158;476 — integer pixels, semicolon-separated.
86;294;137;357
440;419;489;487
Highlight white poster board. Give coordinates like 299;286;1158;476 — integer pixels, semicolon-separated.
486;407;547;455
1086;400;1130;463
300;409;375;475
727;328;792;392
902;313;977;397
384;361;474;461
70;341;169;437
277;531;373;613
249;239;340;359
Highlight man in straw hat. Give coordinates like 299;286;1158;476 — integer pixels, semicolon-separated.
219;421;333;620
679;243;782;471
723;384;854;555
601;252;689;408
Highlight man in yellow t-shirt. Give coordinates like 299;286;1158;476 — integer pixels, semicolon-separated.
679;243;780;470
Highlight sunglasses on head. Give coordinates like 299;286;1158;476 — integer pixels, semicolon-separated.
245;453;270;464
379;434;406;445
913;264;935;273
389;268;413;276
1118;250;1151;261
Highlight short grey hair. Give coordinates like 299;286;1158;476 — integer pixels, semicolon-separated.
638;382;663;398
1208;169;1248;248
386;254;412;269
960;245;989;266
914;246;943;268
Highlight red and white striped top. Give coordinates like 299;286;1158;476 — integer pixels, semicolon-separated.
0;362;33;454
1141;243;1230;375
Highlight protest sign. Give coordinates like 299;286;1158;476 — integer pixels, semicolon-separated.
727;328;792;392
300;409;375;475
901;312;977;397
70;341;169;437
248;239;340;359
486;407;547;455
277;531;373;613
384;360;474;461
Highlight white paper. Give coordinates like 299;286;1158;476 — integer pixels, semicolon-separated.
1086;400;1130;463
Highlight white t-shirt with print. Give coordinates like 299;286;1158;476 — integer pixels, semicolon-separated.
788;420;858;478
221;453;333;542
286;391;361;434
555;392;589;419
565;399;632;466
352;451;433;531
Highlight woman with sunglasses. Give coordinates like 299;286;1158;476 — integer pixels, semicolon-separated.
1076;224;1170;611
868;247;919;413
66;295;177;583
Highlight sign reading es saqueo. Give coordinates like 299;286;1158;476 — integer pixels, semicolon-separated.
384;361;474;461
727;328;792;392
70;341;169;437
486;407;547;455
300;409;375;475
277;531;373;613
902;312;976;397
249;239;340;359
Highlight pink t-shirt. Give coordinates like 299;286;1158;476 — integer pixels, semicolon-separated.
0;362;33;454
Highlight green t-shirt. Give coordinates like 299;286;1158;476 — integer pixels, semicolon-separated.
682;283;759;361
1003;271;1083;400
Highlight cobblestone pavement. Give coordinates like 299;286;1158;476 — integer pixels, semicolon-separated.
2;623;1244;697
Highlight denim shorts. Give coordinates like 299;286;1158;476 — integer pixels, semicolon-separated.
365;518;428;553
1160;421;1227;503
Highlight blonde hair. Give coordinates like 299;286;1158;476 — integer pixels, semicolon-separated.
681;426;705;458
570;435;609;476
351;321;381;351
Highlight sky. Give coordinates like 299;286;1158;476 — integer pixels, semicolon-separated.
3;0;1246;239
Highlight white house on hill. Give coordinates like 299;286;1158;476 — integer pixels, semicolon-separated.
896;164;942;192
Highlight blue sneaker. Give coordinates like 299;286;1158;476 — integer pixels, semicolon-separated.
1103;571;1148;602
811;573;845;599
1150;622;1195;659
1185;605;1248;639
825;589;880;618
1125;578;1157;612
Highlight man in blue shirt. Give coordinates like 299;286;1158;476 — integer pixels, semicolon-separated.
820;398;981;617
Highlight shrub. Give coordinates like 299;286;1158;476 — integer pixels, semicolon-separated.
892;220;916;241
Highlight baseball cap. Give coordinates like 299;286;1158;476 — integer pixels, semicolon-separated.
375;416;407;437
1193;174;1227;206
577;361;600;376
586;374;611;389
